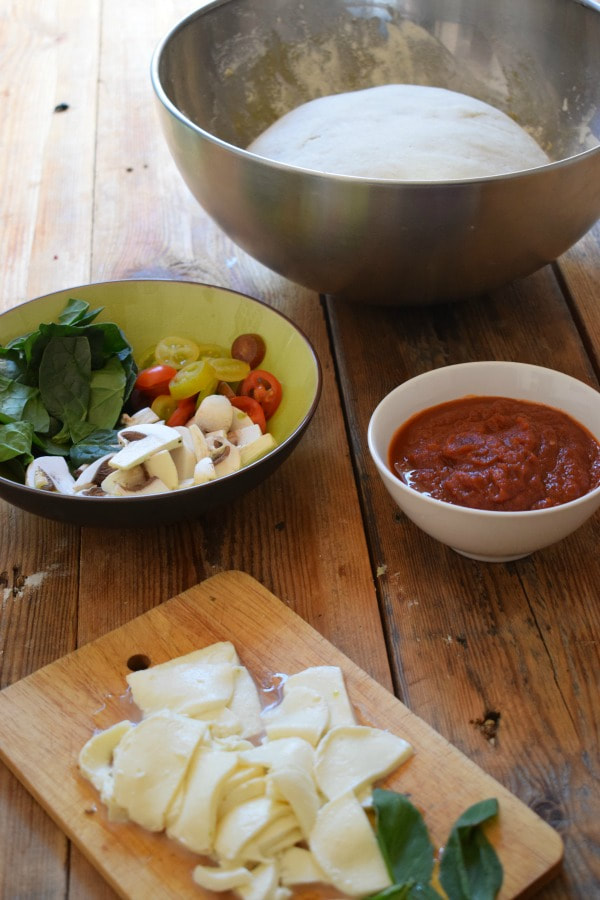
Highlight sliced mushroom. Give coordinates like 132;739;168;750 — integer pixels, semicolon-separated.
73;453;116;492
120;407;160;427
25;457;76;494
111;424;182;470
192;394;234;433
145;450;179;491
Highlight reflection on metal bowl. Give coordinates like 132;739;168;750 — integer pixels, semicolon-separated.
151;0;600;306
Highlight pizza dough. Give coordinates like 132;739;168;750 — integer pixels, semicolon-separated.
247;84;549;180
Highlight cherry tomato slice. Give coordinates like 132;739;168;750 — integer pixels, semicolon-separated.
155;335;200;369
151;394;178;421
166;396;196;427
230;395;267;434
238;369;282;420
135;364;178;400
169;359;216;400
231;333;266;369
208;357;251;383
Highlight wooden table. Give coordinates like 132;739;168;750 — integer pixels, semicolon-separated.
0;2;598;897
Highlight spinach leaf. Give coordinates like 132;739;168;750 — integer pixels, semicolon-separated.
439;799;502;900
38;335;92;441
373;789;436;887
87;356;127;429
0;298;136;482
70;429;121;468
0;422;34;463
58;298;103;326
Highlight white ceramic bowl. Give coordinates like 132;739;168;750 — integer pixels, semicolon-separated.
367;362;600;562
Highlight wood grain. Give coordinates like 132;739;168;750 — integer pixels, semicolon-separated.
326;255;600;897
0;572;563;900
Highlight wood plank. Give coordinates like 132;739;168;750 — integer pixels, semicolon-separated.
0;572;563;900
0;2;100;896
326;263;600;896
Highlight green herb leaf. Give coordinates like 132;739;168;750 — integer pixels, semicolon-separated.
439;799;502;900
57;298;103;326
0;421;34;463
87;356;127;429
69;429;121;468
38;335;92;441
373;789;436;887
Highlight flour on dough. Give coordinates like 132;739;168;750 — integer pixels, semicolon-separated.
247;84;549;180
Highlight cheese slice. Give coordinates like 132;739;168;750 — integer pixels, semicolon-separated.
261;686;328;746
166;747;239;854
314;725;412;800
280;846;328;886
111;710;207;831
228;665;263;738
309;791;392;896
78;719;134;821
284;666;356;729
126;648;237;717
214;796;291;862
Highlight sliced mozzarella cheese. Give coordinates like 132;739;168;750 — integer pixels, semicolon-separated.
240;737;315;773
166;747;239;854
267;765;320;838
261;685;328;746
314;724;413;800
126;646;237;716
284;666;356;730
111;710;207;831
192;863;252;892
214;796;291;862
218;773;267;819
237;861;279;900
78;719;134;820
279;846;328;886
242;812;300;863
309;791;392;896
228;665;263;738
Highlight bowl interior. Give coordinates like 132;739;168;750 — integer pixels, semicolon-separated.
157;0;600;164
0;280;320;449
369;361;600;478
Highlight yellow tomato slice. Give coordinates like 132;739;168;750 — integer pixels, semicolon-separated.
151;394;178;421
169;359;216;400
207;357;251;383
155;335;200;369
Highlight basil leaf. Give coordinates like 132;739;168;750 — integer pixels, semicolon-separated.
0;421;34;463
439;799;502;900
373;789;436;886
38;335;91;440
70;429;120;468
58;298;103;326
369;883;441;899
87;356;127;429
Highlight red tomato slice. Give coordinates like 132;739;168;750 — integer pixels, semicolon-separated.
230;395;267;434
166;396;196;427
238;369;282;420
135;364;178;400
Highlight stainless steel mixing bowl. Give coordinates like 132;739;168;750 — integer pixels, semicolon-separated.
151;0;600;306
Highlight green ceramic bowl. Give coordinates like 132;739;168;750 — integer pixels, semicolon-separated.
0;280;321;526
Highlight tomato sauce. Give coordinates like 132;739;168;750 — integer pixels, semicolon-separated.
388;396;600;512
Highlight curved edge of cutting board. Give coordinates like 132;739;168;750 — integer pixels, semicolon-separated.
0;569;564;899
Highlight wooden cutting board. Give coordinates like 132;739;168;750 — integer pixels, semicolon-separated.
0;571;562;899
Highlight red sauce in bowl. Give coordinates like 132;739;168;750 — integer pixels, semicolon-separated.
388;396;600;512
